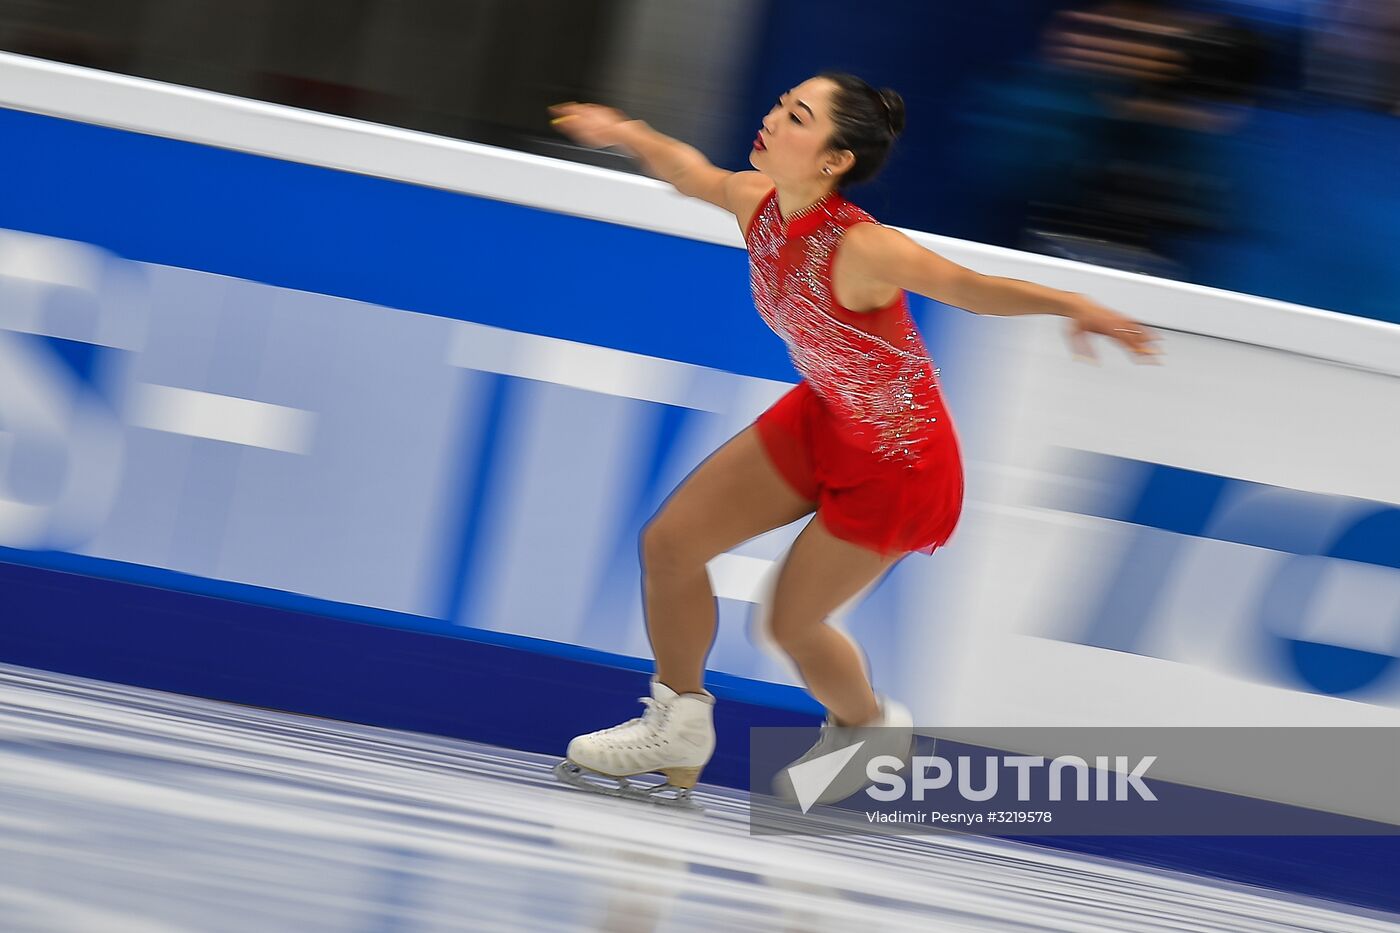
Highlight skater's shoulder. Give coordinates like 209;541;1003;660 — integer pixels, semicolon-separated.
732;173;777;241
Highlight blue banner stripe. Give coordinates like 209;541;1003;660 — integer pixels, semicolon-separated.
0;105;797;384
1067;453;1400;570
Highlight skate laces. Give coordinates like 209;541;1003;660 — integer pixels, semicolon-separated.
595;696;669;746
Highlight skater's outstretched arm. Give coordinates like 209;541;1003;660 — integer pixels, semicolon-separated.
838;223;1163;363
548;102;768;228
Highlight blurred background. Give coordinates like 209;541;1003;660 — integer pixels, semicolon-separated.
1;0;1396;322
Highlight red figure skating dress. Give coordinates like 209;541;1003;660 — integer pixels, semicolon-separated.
745;186;964;557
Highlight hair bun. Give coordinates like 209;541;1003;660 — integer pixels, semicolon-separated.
877;88;906;137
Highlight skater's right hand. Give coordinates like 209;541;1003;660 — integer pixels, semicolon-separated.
547;102;637;149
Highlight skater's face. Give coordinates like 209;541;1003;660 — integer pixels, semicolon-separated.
750;77;854;187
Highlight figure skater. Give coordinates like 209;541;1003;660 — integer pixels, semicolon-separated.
547;73;1160;806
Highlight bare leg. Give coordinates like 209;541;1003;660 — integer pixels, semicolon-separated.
641;425;816;696
766;512;904;725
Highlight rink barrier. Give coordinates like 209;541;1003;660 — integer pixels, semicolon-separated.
3;555;1399;917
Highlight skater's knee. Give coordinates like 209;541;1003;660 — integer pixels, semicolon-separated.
641;515;708;574
768;612;821;656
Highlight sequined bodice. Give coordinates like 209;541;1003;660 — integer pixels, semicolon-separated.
745;188;945;463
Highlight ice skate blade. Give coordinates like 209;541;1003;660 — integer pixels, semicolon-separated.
552;759;704;811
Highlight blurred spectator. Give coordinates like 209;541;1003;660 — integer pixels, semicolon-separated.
0;0;630;154
956;1;1268;279
1305;0;1400;112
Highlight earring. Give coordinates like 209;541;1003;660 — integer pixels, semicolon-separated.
822;168;831;175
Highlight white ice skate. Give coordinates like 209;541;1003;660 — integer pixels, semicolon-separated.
770;696;914;810
553;678;716;809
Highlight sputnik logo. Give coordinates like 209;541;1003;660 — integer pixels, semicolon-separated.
785;741;866;814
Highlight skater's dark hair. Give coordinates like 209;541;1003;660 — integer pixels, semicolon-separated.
817;71;905;190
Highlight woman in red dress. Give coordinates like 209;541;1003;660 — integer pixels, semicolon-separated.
548;74;1159;804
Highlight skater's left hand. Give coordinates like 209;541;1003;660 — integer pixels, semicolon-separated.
1064;296;1162;364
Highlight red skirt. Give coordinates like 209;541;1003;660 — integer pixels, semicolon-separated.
755;380;965;558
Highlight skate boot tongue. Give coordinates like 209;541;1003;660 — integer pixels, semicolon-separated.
818;715;859;748
650;679;680;704
650;678;715;706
